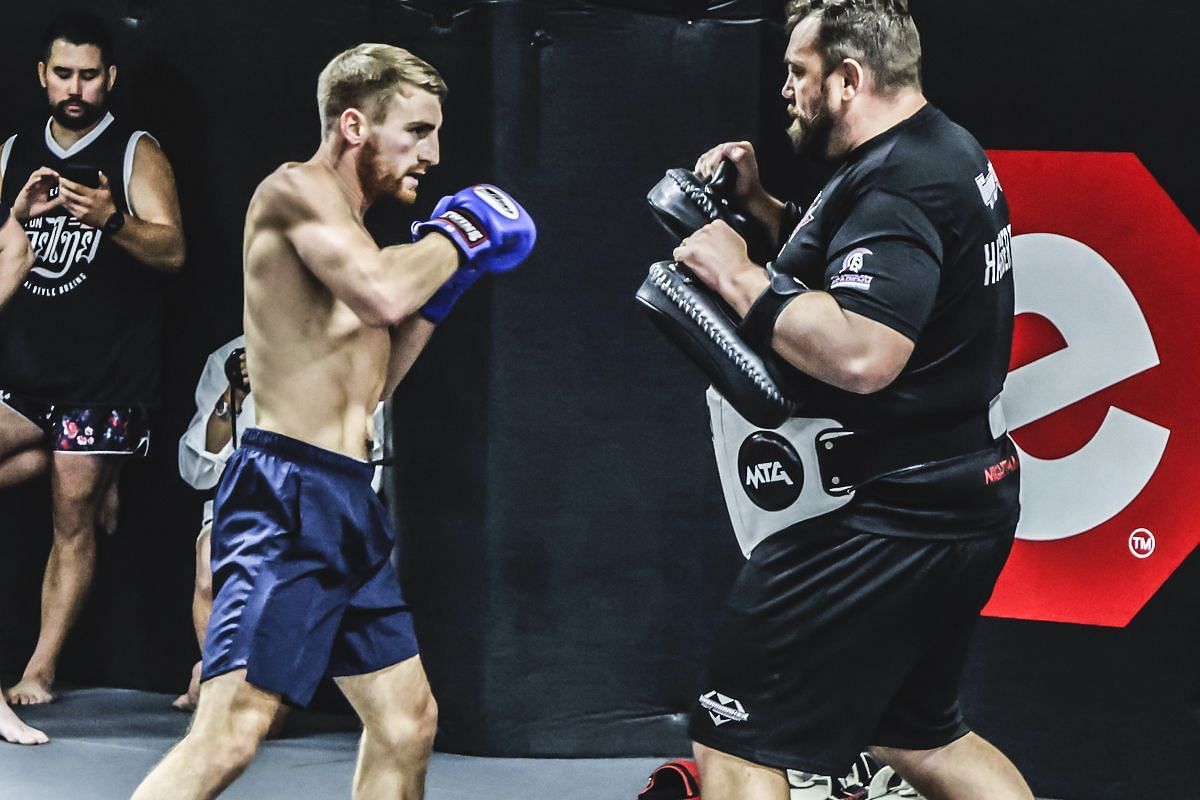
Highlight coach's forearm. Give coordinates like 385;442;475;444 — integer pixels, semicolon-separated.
112;216;186;271
744;189;787;245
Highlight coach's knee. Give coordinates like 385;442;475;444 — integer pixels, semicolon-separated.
872;742;941;775
51;510;98;544
692;741;729;775
51;475;107;537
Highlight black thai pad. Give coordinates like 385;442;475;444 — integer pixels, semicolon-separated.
646;168;721;240
636;261;798;429
645;162;769;258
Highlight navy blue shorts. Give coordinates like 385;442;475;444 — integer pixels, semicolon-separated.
201;428;418;706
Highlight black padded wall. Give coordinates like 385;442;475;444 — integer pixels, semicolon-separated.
0;3;1195;798
390;2;791;757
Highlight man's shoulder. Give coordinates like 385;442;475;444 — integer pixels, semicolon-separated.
891;108;987;177
845;113;985;210
1;121;44;156
250;162;346;225
7;118;49;139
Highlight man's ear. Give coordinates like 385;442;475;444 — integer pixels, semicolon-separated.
839;57;866;101
339;108;369;146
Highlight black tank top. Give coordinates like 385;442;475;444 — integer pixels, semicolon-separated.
0;113;166;405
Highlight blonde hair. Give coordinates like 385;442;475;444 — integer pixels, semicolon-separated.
317;43;447;137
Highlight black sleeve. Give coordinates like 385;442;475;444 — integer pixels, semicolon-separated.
823;189;942;341
776;201;803;253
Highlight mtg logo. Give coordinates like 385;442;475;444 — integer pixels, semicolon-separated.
737;431;803;511
983;150;1200;627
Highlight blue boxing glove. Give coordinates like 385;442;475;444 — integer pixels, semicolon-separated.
413;185;537;323
413;185;536;272
419;261;484;324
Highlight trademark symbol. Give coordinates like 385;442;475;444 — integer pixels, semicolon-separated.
1128;528;1156;559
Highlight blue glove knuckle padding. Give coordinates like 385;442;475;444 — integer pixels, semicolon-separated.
416;185;537;322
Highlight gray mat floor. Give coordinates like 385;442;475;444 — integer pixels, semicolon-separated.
0;688;667;799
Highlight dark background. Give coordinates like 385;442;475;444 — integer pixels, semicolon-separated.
0;2;1196;798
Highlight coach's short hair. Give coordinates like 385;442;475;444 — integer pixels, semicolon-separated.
785;0;922;92
42;11;115;68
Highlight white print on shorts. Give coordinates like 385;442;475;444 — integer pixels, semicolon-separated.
698;691;749;726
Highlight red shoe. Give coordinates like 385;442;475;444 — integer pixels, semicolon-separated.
639;759;701;799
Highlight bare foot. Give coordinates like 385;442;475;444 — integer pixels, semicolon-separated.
0;702;49;745
97;479;120;535
171;661;202;712
6;675;56;706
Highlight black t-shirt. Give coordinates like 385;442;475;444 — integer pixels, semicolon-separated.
771;104;1018;539
0;203;8;227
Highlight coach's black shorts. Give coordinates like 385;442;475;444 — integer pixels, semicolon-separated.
1;388;151;455
688;520;1015;776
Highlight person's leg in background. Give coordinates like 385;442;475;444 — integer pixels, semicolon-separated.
8;452;120;704
174;523;213;711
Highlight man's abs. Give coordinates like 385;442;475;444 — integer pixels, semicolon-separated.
242;209;388;460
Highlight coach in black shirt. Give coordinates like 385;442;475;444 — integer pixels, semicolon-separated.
673;2;1033;798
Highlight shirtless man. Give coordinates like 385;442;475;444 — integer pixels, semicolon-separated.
131;43;536;799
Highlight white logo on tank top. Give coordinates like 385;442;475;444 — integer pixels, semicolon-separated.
21;214;102;295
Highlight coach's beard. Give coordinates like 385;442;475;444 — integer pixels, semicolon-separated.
51;98;106;131
787;102;835;161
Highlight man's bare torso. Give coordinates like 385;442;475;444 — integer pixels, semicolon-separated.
242;162;386;460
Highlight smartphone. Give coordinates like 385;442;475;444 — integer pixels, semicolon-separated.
57;164;101;189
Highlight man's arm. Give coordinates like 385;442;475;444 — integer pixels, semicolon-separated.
694;141;787;244
674;220;916;394
769;292;915;393
117;136;186;270
268;168;460;328
178;342;250;489
179;349;233;490
56;136;186;271
0;209;35;309
381;315;436;400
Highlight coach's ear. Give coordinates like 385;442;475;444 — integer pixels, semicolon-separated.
835;57;865;102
